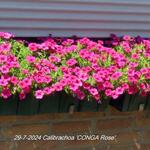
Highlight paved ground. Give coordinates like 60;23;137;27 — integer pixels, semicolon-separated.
0;107;149;150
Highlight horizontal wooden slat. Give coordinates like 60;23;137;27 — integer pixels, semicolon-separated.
0;2;150;14
1;0;150;6
0;0;150;37
0;11;150;23
0;20;150;30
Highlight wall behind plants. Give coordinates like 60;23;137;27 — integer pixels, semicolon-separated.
0;0;150;37
0;110;150;150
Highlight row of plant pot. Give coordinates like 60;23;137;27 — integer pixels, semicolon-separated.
110;93;150;111
0;92;149;115
0;92;110;115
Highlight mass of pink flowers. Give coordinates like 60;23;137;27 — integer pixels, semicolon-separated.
0;32;150;102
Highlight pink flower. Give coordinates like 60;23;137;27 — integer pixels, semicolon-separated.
123;35;131;41
19;92;26;100
70;84;78;91
0;55;7;62
66;58;77;66
59;79;67;87
23;86;31;94
35;90;44;99
0;78;8;86
93;73;103;82
26;56;36;63
94;94;100;101
28;43;38;51
53;83;63;92
75;90;85;100
121;83;129;90
141;91;147;97
129;62;138;68
19;80;28;89
121;41;131;53
79;49;90;59
111;72;122;80
43;87;53;95
0;65;9;74
1;88;11;99
97;83;105;91
62;39;74;46
34;76;44;84
103;81;113;88
140;68;148;74
105;89;112;96
83;82;91;90
0;32;13;39
111;90;119;99
127;85;138;94
0;43;11;52
139;83;146;90
78;72;89;81
49;55;60;63
79;38;90;45
89;88;98;96
10;76;18;85
43;76;52;84
22;69;29;75
131;53;139;59
74;79;82;87
118;61;126;67
38;43;49;50
115;87;124;95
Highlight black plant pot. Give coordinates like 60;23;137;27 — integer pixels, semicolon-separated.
0;95;18;115
17;93;62;115
110;93;149;111
144;94;150;110
0;92;110;115
0;94;60;115
76;98;110;112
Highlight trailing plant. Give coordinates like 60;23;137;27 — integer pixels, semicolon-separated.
0;32;149;103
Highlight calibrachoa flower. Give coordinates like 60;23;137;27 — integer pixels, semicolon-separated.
26;56;36;63
10;76;18;85
66;58;77;66
19;92;26;100
1;88;11;99
0;32;13;39
111;72;122;80
0;32;149;103
0;65;9;74
35;90;44;99
28;43;38;51
0;42;11;53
